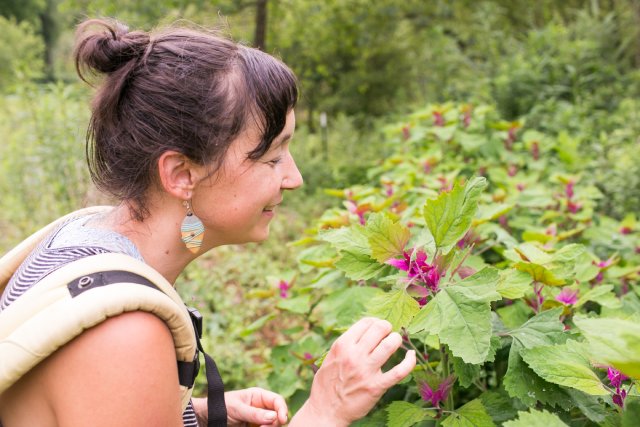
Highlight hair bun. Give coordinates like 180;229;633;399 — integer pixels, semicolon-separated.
75;18;150;78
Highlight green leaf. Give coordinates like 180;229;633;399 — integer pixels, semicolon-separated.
442;399;495;427
386;401;434;427
276;294;311;314
520;340;608;395
364;213;411;263
335;251;387;280
497;269;532;299
479;391;520;424
574;316;640;379
423;176;487;254
622;399;640;427
367;289;420;331
319;225;371;256
507;308;566;348
502;409;568;427
503;309;574;408
240;312;276;337
310;286;384;332
565;389;608;423
452;355;481;388
575;285;621;309
513;262;565;286
409;268;501;363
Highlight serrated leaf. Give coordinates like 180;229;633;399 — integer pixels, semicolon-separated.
479;391;520;424
502;409;568;427
364;213;411;263
319;225;371;256
409;268;501;363
452;355;481;388
503;309;574;408
507;308;566;348
520;340;608;395
503;343;574;409
574;316;640;379
575;285;621;309
565;389;608;423
442;399;495;427
497;269;532;299
513;262;566;286
423;176;487;254
310;286;384;332
335;251;387;280
386;401;435;427
367;289;420;330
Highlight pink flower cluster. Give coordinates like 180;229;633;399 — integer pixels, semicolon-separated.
420;376;455;409
565;180;582;214
278;280;291;298
607;367;629;408
387;250;442;305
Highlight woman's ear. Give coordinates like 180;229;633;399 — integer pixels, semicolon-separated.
157;151;203;199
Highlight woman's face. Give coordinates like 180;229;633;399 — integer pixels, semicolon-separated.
192;110;302;247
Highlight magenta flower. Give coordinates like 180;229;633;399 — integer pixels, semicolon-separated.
566;181;575;199
608;367;629;389
433;111;445;127
607;367;629;408
531;141;540;160
555;287;578;306
567;200;581;214
420;376;455;408
386;250;442;293
620;226;633;235
279;280;290;298
346;200;369;225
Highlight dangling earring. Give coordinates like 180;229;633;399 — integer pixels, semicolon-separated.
181;200;204;254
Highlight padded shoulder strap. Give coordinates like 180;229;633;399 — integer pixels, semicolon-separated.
0;206;113;295
0;253;197;410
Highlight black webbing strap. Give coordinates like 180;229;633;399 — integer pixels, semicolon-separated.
66;271;228;425
188;307;227;427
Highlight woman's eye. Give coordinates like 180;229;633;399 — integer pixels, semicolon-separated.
267;157;282;166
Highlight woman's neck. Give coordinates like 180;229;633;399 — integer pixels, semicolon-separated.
94;202;199;285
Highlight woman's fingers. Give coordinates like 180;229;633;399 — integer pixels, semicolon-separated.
357;319;393;353
335;317;376;346
248;388;288;425
230;401;279;426
378;349;416;389
368;331;403;366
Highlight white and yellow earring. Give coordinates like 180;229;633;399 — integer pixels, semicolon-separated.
180;200;204;253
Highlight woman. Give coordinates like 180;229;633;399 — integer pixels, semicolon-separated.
0;19;415;427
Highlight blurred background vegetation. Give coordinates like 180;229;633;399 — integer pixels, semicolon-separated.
1;0;639;392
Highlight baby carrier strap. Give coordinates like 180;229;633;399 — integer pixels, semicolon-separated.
0;252;199;410
0;206;110;295
0;208;229;425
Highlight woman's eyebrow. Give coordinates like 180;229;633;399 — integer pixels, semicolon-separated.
274;133;292;146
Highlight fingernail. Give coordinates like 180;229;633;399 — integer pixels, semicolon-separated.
264;411;276;421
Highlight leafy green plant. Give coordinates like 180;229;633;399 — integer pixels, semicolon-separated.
263;103;639;425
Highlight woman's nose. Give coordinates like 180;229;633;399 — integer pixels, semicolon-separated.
282;155;303;190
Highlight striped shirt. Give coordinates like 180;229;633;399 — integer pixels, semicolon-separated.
0;214;199;427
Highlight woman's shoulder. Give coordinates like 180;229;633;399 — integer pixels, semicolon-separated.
1;311;183;427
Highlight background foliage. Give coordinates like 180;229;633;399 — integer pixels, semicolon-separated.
1;0;639;424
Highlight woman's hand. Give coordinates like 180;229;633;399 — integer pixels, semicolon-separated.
293;317;416;426
220;387;288;427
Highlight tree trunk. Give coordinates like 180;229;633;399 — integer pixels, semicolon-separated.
254;0;268;51
39;0;57;81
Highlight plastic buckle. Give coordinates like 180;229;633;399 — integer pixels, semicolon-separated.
188;306;203;339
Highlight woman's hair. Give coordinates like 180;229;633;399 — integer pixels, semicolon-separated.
74;18;298;220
